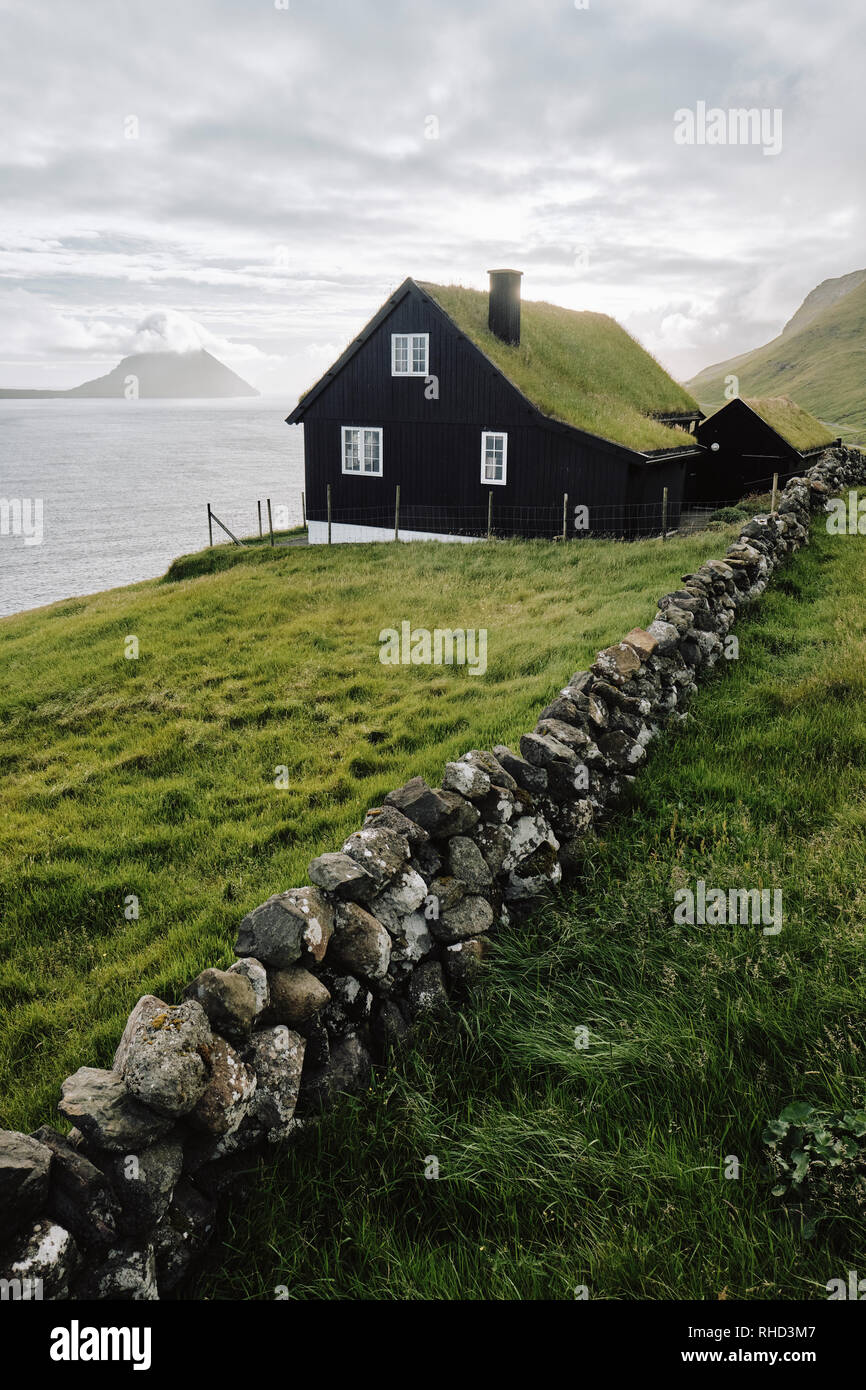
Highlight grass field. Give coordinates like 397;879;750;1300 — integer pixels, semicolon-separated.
0;527;740;1136
193;523;866;1301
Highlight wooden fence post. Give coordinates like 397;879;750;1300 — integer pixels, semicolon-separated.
257;500;263;538
487;490;493;540
267;498;274;547
327;484;332;545
207;503;213;548
662;486;669;541
394;485;400;541
771;472;779;514
562;492;568;542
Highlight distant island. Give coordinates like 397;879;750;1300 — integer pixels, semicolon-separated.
0;348;259;399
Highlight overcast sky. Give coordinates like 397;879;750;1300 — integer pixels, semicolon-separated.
1;0;863;397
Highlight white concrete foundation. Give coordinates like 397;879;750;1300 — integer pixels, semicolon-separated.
308;520;483;545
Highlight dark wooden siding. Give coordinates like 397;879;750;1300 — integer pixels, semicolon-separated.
300;282;692;536
689;400;801;505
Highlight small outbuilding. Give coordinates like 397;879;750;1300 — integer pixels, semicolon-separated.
286;272;704;542
688;395;836;505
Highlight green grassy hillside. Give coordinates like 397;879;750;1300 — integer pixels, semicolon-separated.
0;529;738;1135
197;523;866;1301
687;274;866;443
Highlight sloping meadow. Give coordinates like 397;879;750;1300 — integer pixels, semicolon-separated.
0;529;738;1137
1;447;864;1299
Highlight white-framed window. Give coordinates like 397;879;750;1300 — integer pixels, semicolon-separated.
481;430;508;485
391;333;429;377
342;426;383;476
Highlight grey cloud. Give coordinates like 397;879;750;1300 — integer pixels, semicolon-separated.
1;0;864;397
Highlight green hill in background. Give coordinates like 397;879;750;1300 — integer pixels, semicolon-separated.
687;271;866;443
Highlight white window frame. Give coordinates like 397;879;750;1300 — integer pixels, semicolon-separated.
480;430;508;486
391;332;429;377
341;426;383;477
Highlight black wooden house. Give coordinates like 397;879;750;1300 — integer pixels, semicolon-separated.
286;272;705;541
687;395;836;505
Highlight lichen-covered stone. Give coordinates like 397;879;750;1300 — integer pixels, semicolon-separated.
431;894;494;944
152;1180;217;1295
74;1240;159;1301
473;823;513;877
184;968;257;1044
307;850;377;900
519;731;577;769
456;749;518;791
388;910;434;965
189;1037;257;1138
0;1218;78;1299
598;731;647;771
301;1035;372;1111
341;826;410;887
447;836;493;891
385;777;479;837
443;936;490;990
243;1027;306;1141
322;974;373;1038
369;868;429;931
426;875;465;913
646;618;680;655
535;718;599;761
492;744;548;793
441;759;492;800
363;803;430;844
109;1139;184;1234
235;886;333;969
593;642;641;686
504;839;562;900
478;783;517;824
30;1126;119;1249
227;957;270;1017
0;1131;52;1241
265;966;331;1030
59;1069;174;1153
407;961;450;1019
330;901;391;980
114;997;212;1119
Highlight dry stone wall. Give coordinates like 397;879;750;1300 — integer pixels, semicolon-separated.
2;446;864;1301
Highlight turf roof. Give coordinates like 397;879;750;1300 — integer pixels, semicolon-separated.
741;396;836;453
419;282;702;453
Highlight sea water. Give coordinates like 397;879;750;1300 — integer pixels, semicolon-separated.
0;396;304;617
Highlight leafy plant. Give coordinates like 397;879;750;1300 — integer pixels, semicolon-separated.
763;1102;866;1237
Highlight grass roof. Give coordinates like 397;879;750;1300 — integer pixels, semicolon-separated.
742;396;836;452
419;282;701;454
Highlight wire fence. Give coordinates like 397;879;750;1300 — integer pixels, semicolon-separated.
205;476;789;550
306;483;781;543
